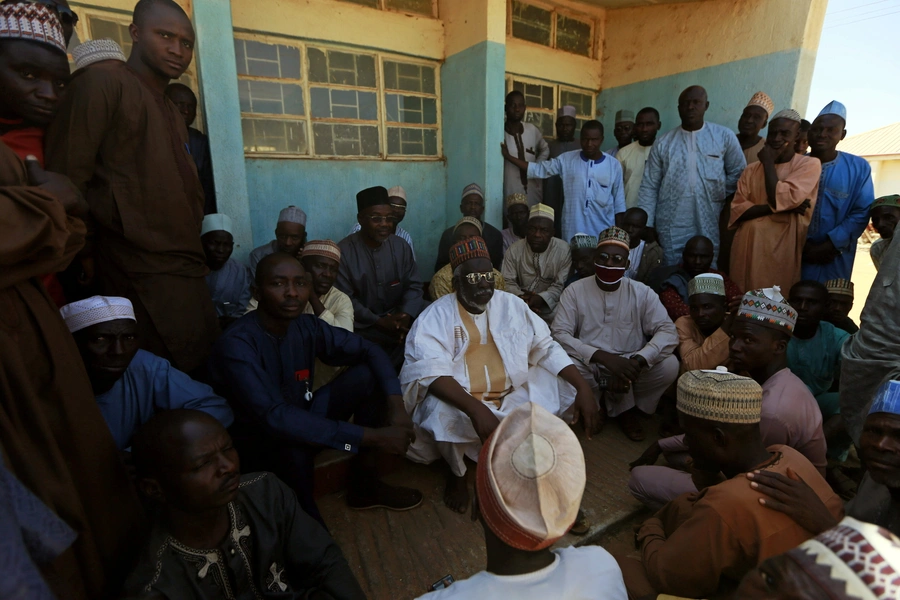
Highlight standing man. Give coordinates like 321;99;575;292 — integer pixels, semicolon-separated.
736;91;774;165
502;90;549;206
607;110;635;157
249;205;307;278
729;109;821;292
164;82;215;214
501;193;529;254
433;183;504;271
46;0;219;373
617;107;662;209
348;185;415;258
638;85;746;267
802;101;875;282
543;105;581;236
504;120;625;243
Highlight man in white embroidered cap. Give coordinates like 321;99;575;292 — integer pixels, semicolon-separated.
249;205;308;278
415;403;626;599
60;295;233;451
201;213;252;328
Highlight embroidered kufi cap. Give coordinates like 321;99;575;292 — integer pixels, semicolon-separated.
746;91;775;116
677;367;762;424
771;108;802;123
784;517;900;600
60;296;136;333
453;216;483;235
387;186;406;201
72;38;126;71
277;205;307;226
529;203;554;222
872;194;900;210
736;286;797;334
0;3;66;54
615;110;635;123
596;226;630;252
818;100;847;121
462;183;484;200
570;233;598;250
476;403;585;551
688;273;726;297
557;105;577;119
826;278;854;298
869;380;900;417
505;193;528;209
449;235;490;270
301;240;341;264
201;213;233;236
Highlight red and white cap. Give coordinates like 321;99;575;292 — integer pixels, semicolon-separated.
0;3;67;54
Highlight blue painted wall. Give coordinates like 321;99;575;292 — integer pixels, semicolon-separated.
597;49;804;143
245;159;446;277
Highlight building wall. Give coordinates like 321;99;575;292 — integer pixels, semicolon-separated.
866;157;900;198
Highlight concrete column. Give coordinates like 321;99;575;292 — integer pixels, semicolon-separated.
191;0;253;261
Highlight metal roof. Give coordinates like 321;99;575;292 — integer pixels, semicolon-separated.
839;122;900;158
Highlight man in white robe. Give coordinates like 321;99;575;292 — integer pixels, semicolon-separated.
637;86;746;266
401;237;597;513
502;90;549;206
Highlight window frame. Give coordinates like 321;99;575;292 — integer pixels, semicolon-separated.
235;34;442;161
334;0;439;19
507;0;596;59
505;74;596;141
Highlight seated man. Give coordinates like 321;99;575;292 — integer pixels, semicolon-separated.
501;203;571;322
201;213;252;329
209;253;422;523
629;287;827;510
749;379;900;537
416;403;626;599
870;194;900;270
824;277;858;334
647;235;742;321
60;296;233;451
402;237;597;513
500;193;529;254
735;517;900;600
552;227;679;441
347;185;415;257
337;186;425;367
430;217;506;300
125;409;366;599
674;273;734;373
620;207;662;284
565;233;597;287
434;184;504;271
617;369;843;600
249;205;307;278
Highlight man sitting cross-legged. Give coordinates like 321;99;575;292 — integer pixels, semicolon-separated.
60;295;233;451
824;277;858;334
674;273;736;373
616;369;843;600
416;403;626;599
401;237;597;513
565;233;598;286
209;252;422;524
430;217;506;300
124;409;366;599
552;226;679;441
629;287;827;510
202;213;252;330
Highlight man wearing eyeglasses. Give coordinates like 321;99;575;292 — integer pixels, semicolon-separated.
337;186;425;368
347;185;416;258
401;236;598;513
552;226;679;441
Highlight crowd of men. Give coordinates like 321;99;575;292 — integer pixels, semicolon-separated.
3;0;900;599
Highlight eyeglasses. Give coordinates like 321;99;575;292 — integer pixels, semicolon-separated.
464;271;495;284
366;215;397;225
595;253;627;266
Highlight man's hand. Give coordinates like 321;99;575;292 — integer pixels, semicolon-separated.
591;351;640;382
500;142;511;160
803;239;839;264
394;312;412;333
468;402;501;443
25;156;88;217
746;467;838;534
571;383;601;439
367;426;415;455
374;315;406;342
789;199;812;215
721;295;743;336
757;143;777;164
629;441;662;470
526;294;548;313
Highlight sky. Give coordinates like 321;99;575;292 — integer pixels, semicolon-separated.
807;0;900;137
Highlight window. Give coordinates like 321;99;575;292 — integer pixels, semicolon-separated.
336;0;436;18
507;76;595;140
508;1;595;58
235;36;441;159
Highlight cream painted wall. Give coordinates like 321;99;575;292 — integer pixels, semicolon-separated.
505;37;600;90
440;0;506;57
867;158;900;198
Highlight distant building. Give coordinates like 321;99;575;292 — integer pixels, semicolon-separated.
839;122;900;197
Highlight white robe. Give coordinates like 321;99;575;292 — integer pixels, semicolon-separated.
400;291;575;476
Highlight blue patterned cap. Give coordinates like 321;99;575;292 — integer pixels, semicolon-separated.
869;380;900;416
818;100;847;121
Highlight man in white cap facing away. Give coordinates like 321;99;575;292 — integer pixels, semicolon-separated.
71;38;126;73
543;105;581;236
607;109;635;157
737;91;774;164
416;403;626;599
348;185;415;257
201;213;251;329
802;100;875;283
249;205;308;278
60;295;233;451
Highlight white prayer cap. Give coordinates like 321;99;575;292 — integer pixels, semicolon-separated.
201;213;233;236
60;296;136;333
771;108;802;123
818;100;847;121
387;186;407;201
277;206;307;226
557;105;577;119
72;39;126;72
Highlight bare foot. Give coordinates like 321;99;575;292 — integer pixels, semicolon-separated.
443;471;469;513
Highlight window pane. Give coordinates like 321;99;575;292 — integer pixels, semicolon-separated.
385;0;434;17
239;81;304;115
234;39;301;79
308;48;376;88
557;15;592;57
89;17;132;56
384;61;435;94
308;47;328;83
560;90;593;117
525;112;554;138
339;0;378;7
311;88;377;121
511;1;551;47
242;118;308;154
385;94;437;125
387;127;438;156
313;123;380;156
513;81;554;111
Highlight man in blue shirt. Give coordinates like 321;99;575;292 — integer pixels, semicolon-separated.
209;252;422;523
60;295;234;451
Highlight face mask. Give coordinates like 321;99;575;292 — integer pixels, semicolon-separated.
595;263;626;285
